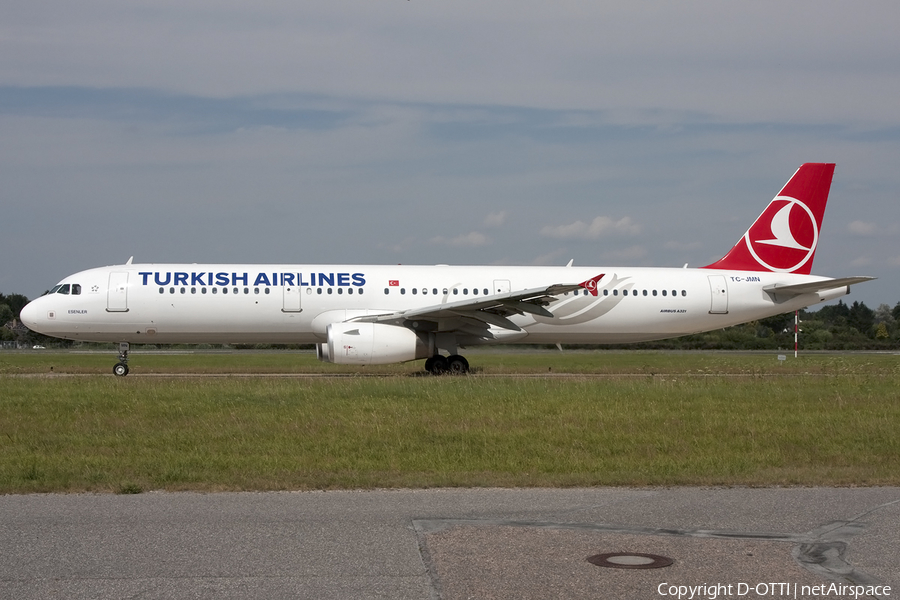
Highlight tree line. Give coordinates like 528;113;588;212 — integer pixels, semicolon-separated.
3;291;899;351
609;300;900;351
0;293;31;343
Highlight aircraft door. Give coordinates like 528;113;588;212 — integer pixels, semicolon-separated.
107;272;129;312
283;278;302;312
707;275;728;314
493;279;511;295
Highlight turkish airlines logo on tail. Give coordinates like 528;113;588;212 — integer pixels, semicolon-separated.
745;196;819;273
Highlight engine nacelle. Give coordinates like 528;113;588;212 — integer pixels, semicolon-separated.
316;322;433;365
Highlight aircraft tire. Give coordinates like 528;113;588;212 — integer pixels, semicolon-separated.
446;355;469;374
113;363;129;377
428;355;448;375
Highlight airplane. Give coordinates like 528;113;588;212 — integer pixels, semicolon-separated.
20;163;874;376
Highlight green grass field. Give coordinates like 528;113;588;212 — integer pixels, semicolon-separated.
2;350;899;493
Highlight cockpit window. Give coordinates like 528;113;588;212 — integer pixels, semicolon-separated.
57;284;71;295
48;285;63;294
72;284;81;295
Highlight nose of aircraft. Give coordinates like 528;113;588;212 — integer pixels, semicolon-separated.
19;299;41;332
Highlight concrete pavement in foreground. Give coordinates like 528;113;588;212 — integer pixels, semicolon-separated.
1;487;897;599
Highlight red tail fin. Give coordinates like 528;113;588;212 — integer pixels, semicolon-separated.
702;163;835;274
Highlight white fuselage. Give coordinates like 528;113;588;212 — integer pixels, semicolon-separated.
21;263;847;347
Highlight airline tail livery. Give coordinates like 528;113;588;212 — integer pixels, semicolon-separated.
21;163;874;375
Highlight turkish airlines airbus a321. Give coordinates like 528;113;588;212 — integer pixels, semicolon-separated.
21;163;874;376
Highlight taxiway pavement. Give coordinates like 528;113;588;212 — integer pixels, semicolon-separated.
1;487;898;599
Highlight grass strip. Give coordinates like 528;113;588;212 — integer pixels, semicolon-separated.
3;349;900;375
2;370;898;493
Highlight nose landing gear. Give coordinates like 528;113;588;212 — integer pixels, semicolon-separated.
113;342;130;377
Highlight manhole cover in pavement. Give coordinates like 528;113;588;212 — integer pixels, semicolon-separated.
587;552;674;569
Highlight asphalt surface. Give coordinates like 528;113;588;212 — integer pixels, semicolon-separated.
1;487;898;599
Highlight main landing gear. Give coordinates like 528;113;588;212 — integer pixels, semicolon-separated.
424;354;470;375
113;341;130;377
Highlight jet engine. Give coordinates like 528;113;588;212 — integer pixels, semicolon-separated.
316;322;433;365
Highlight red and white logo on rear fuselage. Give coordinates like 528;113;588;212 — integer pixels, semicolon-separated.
579;273;605;296
745;196;818;272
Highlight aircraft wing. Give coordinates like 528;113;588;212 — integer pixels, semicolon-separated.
763;276;876;297
350;282;590;334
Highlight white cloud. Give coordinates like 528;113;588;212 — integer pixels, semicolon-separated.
540;216;641;240
484;211;507;227
430;232;489;247
664;240;703;251
598;245;648;263
530;248;570;266
848;220;878;236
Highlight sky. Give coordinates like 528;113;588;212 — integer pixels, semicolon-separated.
2;1;899;310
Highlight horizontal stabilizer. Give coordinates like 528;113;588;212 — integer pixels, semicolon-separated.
763;276;875;296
